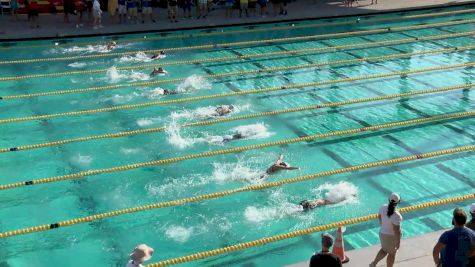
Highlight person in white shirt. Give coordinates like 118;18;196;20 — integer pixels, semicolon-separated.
126;244;154;267
369;193;402;267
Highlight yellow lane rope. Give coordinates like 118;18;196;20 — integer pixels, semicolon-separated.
0;111;472;191
148;192;475;267
1;84;472;153
0;145;472;239
3;44;473;100
1;61;473;124
2;8;473;51
1;31;474;82
0;19;473;65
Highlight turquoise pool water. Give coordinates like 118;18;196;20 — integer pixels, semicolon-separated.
0;4;474;267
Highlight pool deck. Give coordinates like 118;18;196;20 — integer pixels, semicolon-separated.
0;0;474;40
287;229;445;267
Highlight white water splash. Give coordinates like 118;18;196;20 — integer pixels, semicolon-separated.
165;225;194;243
136;117;161;127
70;154;93;168
116;52;153;63
67;62;88;68
170;103;251;122
106;66;150;83
312;181;358;204
211;161;263;184
119;147;142;155
176;75;211;93
244;190;304;223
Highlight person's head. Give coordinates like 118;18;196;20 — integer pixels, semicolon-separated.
452;208;467;227
130;244;154;263
228;105;234;110
470;203;475;219
387;192;400;217
160;50;165;55
158;67;163;71
321;233;334;250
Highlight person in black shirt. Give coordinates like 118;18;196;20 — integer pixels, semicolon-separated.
309;233;342;267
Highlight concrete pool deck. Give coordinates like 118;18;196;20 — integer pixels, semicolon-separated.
287;229;445;267
0;0;474;40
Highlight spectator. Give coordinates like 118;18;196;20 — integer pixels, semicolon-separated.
92;0;103;29
126;0;138;23
86;0;93;20
126;244;154;267
63;0;74;23
118;0;127;23
270;0;280;16
27;0;40;28
281;0;287;15
141;0;156;23
309;233;342;267
369;193;402;267
181;0;192;19
433;208;475;267
10;0;19;20
248;0;256;16
467;203;475;266
108;0;117;21
257;0;266;17
239;0;248;17
168;0;178;22
224;0;233;18
197;0;207;18
75;0;87;28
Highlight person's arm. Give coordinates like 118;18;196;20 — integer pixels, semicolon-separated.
393;223;401;250
275;154;284;164
284;166;299;170
433;242;445;266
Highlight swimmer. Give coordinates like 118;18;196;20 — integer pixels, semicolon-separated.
222;133;243;142
150;51;166;60
215;105;234;116
299;193;357;211
106;41;117;51
163;89;178;95
150;67;167;77
265;154;299;175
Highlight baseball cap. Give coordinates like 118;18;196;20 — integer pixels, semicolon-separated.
389;192;400;203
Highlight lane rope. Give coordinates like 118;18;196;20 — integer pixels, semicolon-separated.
1;30;474;82
0;19;473;65
1;84;472;153
0;145;472;239
1;61;474;124
1;7;473;51
0;110;473;191
147;192;475;267
2;44;473;100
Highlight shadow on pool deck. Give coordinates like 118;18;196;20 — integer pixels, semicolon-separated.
0;0;473;40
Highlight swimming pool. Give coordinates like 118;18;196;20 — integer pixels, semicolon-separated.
0;4;474;266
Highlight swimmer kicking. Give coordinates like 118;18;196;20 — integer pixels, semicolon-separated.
150;51;166;60
264;154;299;176
299;194;356;211
150;67;167;77
215;105;234;117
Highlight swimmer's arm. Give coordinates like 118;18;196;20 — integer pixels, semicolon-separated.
284;166;299;170
274;154;284;164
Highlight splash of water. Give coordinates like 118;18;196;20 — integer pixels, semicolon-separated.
119;148;142;155
165;225;194;243
67;62;88;68
70;154;93;168
116;52;152;63
244;190;304;223
176;75;211;93
313;181;358;204
211;161;263;184
231;123;272;139
106;66;150;83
